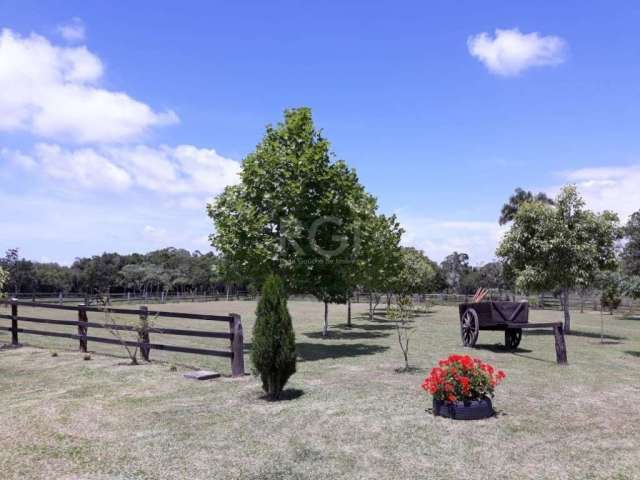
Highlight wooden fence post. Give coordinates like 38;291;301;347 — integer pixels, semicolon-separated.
553;324;568;365
10;298;19;346
139;306;150;361
229;313;244;377
78;304;88;352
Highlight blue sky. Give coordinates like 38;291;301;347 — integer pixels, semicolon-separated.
1;0;640;265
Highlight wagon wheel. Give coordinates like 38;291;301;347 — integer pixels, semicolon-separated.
461;308;479;347
505;328;522;350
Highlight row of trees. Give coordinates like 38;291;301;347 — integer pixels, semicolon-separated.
209;108;488;334
206;108;543;334
0;248;228;297
208;108;640;336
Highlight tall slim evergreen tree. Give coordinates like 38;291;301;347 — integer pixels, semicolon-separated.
251;274;297;400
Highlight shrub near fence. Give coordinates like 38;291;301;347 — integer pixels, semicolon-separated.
0;300;245;376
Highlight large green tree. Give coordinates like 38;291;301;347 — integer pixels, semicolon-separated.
499;188;554;225
622;210;640;276
440;252;470;293
209;107;377;335
392;247;438;296
497;185;619;332
358;213;404;319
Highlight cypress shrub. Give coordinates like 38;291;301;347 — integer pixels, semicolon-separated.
251;274;296;399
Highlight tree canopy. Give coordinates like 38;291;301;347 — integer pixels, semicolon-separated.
440;252;470;293
0;248;224;296
209;107;404;334
499;188;554;225
391;247;439;295
622;210;640;276
0;266;7;294
496;185;619;331
209;108;373;295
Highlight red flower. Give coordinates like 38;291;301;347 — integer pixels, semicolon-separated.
460;356;474;370
421;354;506;402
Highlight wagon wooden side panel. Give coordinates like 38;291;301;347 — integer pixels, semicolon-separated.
459;301;529;348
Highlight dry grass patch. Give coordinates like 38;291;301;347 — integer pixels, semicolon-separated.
1;301;640;479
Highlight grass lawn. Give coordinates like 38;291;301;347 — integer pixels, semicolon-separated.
1;300;639;480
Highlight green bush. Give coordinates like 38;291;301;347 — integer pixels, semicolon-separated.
251;274;296;399
601;284;622;314
0;266;7;295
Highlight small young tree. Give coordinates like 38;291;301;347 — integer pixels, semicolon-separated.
387;295;414;372
251;275;296;400
96;295;154;365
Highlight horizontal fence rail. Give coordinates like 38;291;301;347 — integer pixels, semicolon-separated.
354;292;637;313
0;299;244;376
7;291;256;306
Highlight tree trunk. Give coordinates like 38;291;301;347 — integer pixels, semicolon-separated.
322;301;329;337
347;299;352;327
562;289;571;333
369;292;373;320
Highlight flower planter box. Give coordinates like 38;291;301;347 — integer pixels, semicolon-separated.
433;396;494;420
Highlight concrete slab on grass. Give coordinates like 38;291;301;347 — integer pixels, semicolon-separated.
183;370;221;381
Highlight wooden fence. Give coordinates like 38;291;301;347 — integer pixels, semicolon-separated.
0;299;244;377
9;291;255;305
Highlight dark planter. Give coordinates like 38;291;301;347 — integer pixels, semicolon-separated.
433;396;494;420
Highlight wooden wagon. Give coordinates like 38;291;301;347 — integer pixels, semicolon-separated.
458;301;529;349
458;300;568;364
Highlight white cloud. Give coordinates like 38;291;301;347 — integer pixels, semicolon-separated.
2;147;37;170
5;142;241;197
57;17;85;42
0;28;178;143
554;165;640;221
468;28;567;76
397;214;508;264
0;189;215;265
34;143;133;191
143;225;168;243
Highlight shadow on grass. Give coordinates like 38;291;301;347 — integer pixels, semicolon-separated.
368;312;430;322
334;322;396;331
394;366;421;374
304;330;391;340
625;351;640;358
474;344;533;354
524;329;627;341
472;344;557;364
259;388;305;402
296;342;388;362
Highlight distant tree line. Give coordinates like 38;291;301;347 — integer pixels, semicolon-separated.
0;247;234;297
